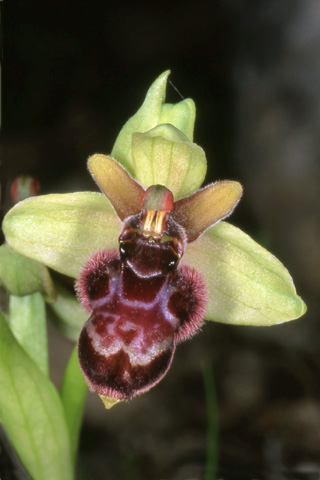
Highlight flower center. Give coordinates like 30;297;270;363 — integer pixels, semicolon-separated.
142;210;168;238
140;184;174;240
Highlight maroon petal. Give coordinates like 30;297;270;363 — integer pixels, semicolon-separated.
172;180;243;242
88;154;145;221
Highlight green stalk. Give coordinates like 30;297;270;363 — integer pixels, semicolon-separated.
60;346;88;462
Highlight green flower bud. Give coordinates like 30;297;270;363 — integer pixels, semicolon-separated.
111;71;200;183
0;244;56;302
111;71;170;174
10;176;40;204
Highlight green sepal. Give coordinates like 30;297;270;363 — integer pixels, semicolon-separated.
9;292;48;376
0;311;73;480
0;244;56;302
183;221;307;326
49;282;88;341
2;192;121;278
131;124;206;198
111;70;170;174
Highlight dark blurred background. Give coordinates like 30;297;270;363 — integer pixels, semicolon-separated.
2;0;320;479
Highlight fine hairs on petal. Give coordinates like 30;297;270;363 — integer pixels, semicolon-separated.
172;180;243;243
173;264;208;343
75;249;119;313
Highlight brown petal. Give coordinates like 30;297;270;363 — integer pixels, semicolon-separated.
88;154;145;220
172;181;243;242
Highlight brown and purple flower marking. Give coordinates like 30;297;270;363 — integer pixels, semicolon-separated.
76;155;242;401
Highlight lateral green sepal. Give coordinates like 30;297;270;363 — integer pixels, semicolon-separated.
183;221;307;326
2;192;120;278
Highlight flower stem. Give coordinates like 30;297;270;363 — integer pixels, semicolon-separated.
60;346;88;462
202;362;219;480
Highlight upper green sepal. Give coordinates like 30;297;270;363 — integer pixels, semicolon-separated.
0;244;56;302
111;70;170;174
183;221;307;326
111;71;199;183
131;124;206;198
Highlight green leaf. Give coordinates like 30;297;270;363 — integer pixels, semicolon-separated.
49;282;87;341
60;346;87;462
3;192;121;278
0;312;73;480
9;292;48;376
131;124;207;198
0;244;56;302
183;221;307;326
159;98;196;142
111;70;170;174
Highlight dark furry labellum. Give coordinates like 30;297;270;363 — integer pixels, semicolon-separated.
77;185;208;400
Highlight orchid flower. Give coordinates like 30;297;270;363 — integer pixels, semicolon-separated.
2;71;306;407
